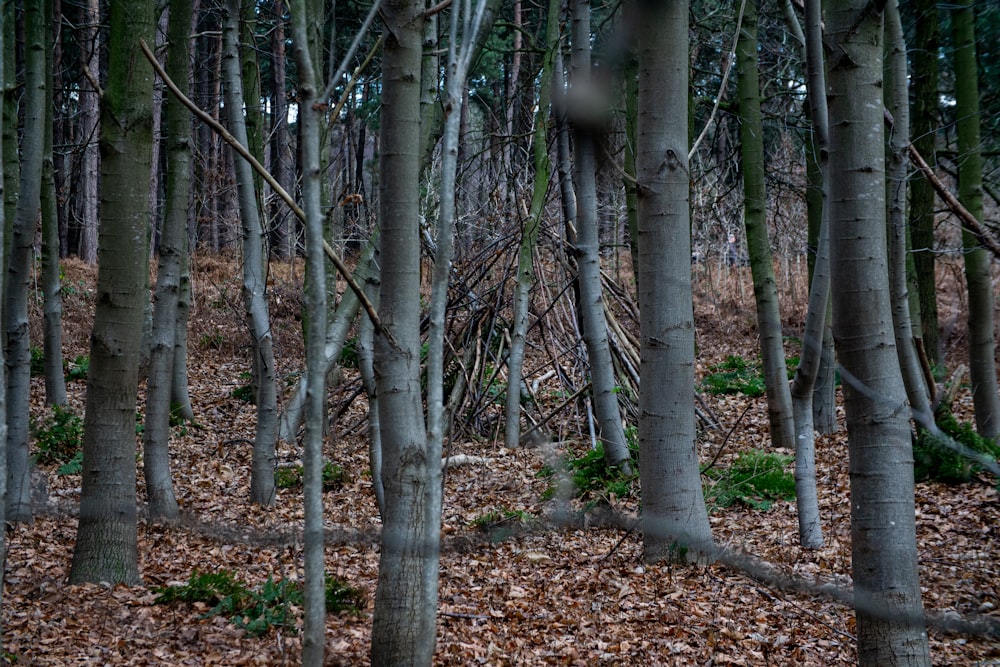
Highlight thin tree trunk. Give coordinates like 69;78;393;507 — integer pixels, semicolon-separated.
269;0;293;259
952;0;1000;439
826;1;931;662
369;0;436;661
222;0;279;505
736;0;794;451
69;0;155;586
635;0;715;564
5;0;47;523
78;0;101;264
0;6;8;644
144;0;194;522
569;0;632;472
41;0;67;408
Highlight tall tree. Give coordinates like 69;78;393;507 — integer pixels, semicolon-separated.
952;0;1000;440
69;0;155;585
569;0;632;472
0;2;7;646
5;0;48;523
826;0;931;662
635;0;714;563
78;0;101;263
222;0;279;505
368;0;437;660
908;0;940;367
143;0;195;522
269;0;294;259
735;0;795;451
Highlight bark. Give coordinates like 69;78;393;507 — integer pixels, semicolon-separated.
635;0;714;564
41;0;67;408
736;0;794;451
222;0;279;505
504;0;559;449
569;0;632;472
369;0;437;661
5;0;47;523
144;0;194;522
289;4;327;662
885;1;932;428
78;0;101;264
908;0;940;367
69;0;155;586
1;0;15;283
269;0;293;259
952;0;1000;440
359;272;384;517
826;1;931;663
0;7;8;641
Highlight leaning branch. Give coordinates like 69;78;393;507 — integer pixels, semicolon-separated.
138;39;386;338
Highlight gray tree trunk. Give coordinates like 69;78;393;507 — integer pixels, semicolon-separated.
826;1;931;663
369;0;438;661
222;0;279;505
635;0;715;564
569;0;632;472
0;4;8;645
952;0;1000;440
5;0;47;523
289;3;327;662
736;0;794;452
69;0;155;586
78;0;101;264
269;0;293;259
143;0;194;522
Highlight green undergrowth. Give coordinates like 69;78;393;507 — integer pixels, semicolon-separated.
915;405;1000;484
701;354;801;398
274;461;349;491
153;569;365;637
470;506;537;541
703;449;796;511
31;405;83;472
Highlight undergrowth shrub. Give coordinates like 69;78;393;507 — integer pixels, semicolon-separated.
153;569;365;637
704;449;795;511
701;355;766;398
470;506;536;541
540;431;640;503
275;461;349;491
31;405;83;466
914;405;1000;484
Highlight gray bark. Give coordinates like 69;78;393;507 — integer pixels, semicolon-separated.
5;0;47;523
222;0;279;505
69;0;155;586
635;0;715;564
569;0;632;472
0;4;7;644
826;1;931;663
78;0;101;264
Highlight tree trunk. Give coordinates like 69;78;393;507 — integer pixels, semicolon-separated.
635;0;715;564
78;0;101;264
222;0;279;505
5;0;47;523
41;0;67;408
908;0;940;367
952;0;1000;440
369;0;437;661
569;0;632;472
0;6;8;643
736;0;794;451
144;0;194;522
269;0;293;259
69;0;155;586
826;1;931;663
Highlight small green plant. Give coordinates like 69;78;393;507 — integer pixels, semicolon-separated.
704;449;796;511
275;461;349;491
914;406;1000;483
31;405;84;465
274;466;302;489
540;440;639;503
199;333;226;350
340;337;359;368
64;354;89;381
153;569;364;637
470;506;536;541
231;385;254;403
30;346;45;377
322;461;348;490
57;450;84;475
701;355;766;398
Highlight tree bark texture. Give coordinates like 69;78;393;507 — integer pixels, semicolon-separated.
826;1;931;663
635;0;715;564
78;0;101;264
69;0;155;586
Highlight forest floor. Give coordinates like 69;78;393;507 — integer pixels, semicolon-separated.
4;254;1000;666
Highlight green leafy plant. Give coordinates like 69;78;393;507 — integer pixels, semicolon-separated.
704;449;796;511
31;405;84;465
30;346;45;377
153;569;365;637
57;450;84;476
701;355;766;398
274;466;302;489
540;439;639;503
275;461;349;491
914;406;1000;483
470;506;536;541
339;337;359;368
199;333;226;350
64;354;89;381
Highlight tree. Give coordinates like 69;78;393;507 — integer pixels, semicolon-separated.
369;0;438;660
5;0;48;523
735;0;794;451
826;0;931;662
69;0;155;585
143;0;195;522
635;0;715;564
952;0;1000;440
0;1;7;647
569;0;632;472
222;0;279;505
78;0;101;264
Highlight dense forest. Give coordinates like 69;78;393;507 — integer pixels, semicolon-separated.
1;0;999;664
